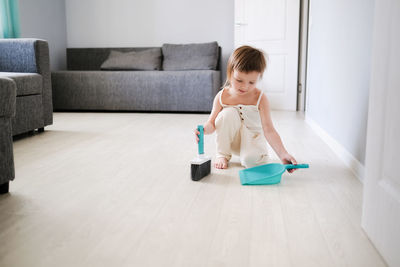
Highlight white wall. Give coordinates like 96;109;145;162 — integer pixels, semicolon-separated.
306;0;374;167
65;0;233;78
19;0;67;70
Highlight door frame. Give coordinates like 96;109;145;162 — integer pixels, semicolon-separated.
297;0;310;111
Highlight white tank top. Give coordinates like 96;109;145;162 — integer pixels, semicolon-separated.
219;88;264;132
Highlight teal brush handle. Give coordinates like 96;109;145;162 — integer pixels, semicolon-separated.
197;125;204;155
285;164;309;169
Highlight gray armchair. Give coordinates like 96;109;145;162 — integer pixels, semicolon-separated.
0;39;53;193
0;38;53;136
0;77;16;194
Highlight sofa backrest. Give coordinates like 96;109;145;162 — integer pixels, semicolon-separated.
0;38;40;73
67;46;221;71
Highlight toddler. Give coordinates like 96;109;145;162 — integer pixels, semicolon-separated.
195;45;297;171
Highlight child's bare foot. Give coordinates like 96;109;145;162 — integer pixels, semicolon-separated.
215;157;228;169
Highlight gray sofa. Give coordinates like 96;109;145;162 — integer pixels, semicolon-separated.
0;39;53;136
0;38;53;194
52;42;221;112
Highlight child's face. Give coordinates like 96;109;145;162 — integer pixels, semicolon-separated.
230;70;260;95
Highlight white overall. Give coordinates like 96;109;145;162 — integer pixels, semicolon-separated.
215;88;269;168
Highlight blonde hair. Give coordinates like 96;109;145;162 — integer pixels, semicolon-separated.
223;45;267;88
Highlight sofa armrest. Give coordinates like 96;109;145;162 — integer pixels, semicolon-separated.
34;39;53;126
0;78;17;118
0;77;16;185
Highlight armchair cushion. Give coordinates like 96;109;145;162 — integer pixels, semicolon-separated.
0;73;42;96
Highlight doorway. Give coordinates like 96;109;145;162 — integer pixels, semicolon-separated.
234;0;309;111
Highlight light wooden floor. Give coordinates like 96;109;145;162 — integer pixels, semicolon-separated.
0;112;387;267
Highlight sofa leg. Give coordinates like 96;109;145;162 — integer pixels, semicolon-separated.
0;182;9;194
38;127;44;133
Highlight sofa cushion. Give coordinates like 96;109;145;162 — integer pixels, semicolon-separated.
0;72;42;96
100;48;162;70
162;42;219;71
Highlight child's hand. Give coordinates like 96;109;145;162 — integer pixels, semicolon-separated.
280;153;298;173
194;129;200;143
194;122;216;143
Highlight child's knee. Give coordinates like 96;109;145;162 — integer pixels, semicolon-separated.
215;108;241;128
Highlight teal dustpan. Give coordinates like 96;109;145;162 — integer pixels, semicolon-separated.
239;163;309;185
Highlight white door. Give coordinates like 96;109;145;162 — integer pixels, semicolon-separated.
361;0;400;266
234;0;300;111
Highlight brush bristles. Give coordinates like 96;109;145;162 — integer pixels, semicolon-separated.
191;159;211;181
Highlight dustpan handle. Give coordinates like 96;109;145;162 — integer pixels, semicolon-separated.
197;125;204;155
285;164;309;169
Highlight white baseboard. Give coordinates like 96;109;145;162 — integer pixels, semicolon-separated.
305;115;365;183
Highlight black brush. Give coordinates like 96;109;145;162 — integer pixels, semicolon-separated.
191;125;211;181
